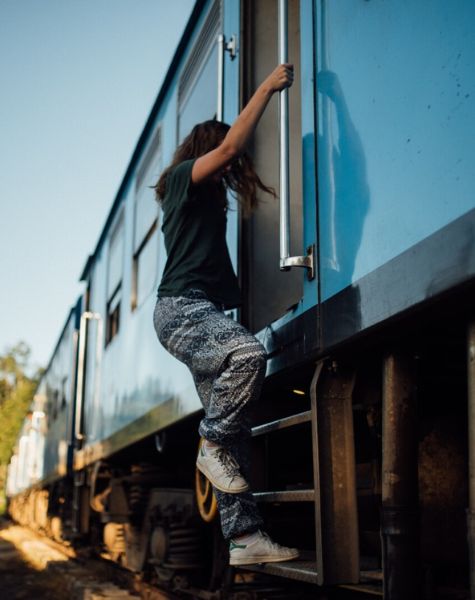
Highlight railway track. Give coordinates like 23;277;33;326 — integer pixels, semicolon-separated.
0;518;307;599
0;517;178;600
1;518;388;599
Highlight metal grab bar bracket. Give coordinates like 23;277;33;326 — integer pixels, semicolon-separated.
280;244;315;281
225;34;237;60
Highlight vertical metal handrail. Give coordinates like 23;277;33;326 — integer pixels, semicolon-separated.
468;320;475;599
278;0;314;279
74;311;102;444
92;316;104;425
67;329;79;445
74;313;88;442
279;0;290;265
217;33;225;122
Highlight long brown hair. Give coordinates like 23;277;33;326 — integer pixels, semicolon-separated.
154;120;275;216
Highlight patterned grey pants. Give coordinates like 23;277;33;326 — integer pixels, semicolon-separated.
153;289;265;539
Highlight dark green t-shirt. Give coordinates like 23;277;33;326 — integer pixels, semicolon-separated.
157;159;241;309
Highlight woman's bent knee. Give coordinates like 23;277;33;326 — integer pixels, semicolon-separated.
227;343;267;374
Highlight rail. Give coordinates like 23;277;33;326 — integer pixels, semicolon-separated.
74;311;103;444
278;0;314;279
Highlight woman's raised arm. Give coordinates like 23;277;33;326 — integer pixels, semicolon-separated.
191;63;294;185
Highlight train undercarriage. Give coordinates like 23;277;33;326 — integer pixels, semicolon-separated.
8;288;473;600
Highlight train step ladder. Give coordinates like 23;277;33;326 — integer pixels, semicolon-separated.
241;360;383;596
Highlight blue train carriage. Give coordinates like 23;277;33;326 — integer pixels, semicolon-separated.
44;0;474;598
7;299;82;541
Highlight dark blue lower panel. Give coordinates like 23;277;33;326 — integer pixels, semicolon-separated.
260;308;320;377
321;207;475;351
261;208;475;374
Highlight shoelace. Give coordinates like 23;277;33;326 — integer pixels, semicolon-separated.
215;447;241;480
259;531;283;551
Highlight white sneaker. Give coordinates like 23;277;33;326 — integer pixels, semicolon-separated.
196;443;249;494
229;531;300;566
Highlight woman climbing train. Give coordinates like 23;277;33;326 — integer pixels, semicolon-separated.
153;63;299;566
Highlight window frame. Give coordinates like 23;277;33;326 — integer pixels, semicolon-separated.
177;0;221;143
105;210;125;346
131;219;159;311
106;282;122;345
131;125;162;312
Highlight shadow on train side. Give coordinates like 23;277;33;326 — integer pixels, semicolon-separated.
317;69;370;341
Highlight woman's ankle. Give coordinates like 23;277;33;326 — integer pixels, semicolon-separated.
233;530;260;544
203;438;219;449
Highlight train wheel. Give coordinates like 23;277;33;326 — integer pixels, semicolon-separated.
195;438;218;523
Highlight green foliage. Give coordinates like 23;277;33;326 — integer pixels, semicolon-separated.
0;342;41;513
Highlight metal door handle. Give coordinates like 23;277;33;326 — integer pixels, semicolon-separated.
74;311;103;444
217;34;225;122
278;0;315;280
217;33;238;122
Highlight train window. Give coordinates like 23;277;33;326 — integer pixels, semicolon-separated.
131;127;161;310
106;213;124;345
61;376;67;409
177;0;221;142
106;285;121;345
132;222;158;310
52;389;59;420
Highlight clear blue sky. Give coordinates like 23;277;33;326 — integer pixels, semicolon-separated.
0;0;194;370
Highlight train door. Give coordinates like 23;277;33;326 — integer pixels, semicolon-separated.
241;0;318;335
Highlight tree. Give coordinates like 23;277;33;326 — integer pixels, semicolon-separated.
0;342;41;513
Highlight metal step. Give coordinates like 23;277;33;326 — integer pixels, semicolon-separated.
339;570;383;596
254;489;314;503
240;560;383;595
361;570;383;581
251;411;312;437
242;558;319;585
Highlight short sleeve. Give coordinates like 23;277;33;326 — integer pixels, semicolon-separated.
166;159;197;209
